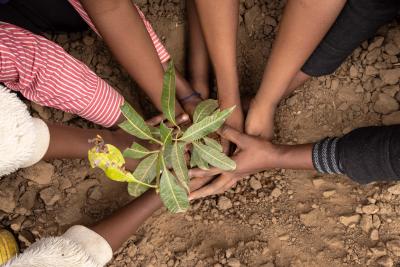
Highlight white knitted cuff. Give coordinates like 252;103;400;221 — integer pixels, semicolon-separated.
63;225;113;266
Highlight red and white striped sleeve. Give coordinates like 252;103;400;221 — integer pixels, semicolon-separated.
0;23;124;128
67;0;170;63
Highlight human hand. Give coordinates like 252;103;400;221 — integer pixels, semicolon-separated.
179;93;203;118
188;125;281;199
245;98;276;140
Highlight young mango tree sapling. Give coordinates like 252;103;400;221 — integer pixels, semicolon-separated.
88;61;236;213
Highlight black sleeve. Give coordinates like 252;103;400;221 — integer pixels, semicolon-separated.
312;125;400;184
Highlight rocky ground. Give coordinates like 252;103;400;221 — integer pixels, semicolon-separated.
1;0;400;266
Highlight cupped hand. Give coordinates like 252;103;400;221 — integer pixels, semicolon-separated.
188;125;281;200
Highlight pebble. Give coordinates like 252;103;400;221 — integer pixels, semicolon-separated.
349;65;359;78
278;234;290;241
227;258;241;267
386;240;400;256
40;187;61;206
382;111;400;125
368;37;385;51
360;215;373;233
384;43;400;56
371;229;380;241
0;189;16;213
218;196;233;210
376;255;394;267
270;188;282;198
387;184;400;194
312;179;325;188
362;204;380;214
323;190;336;198
380;69;400;85
82;35;95;46
249;177;262;191
339;214;361;227
373;94;399;114
20;161;55;185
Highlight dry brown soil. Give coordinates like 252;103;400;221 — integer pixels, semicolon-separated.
2;1;400;266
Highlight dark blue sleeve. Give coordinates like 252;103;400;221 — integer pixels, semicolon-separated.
312;125;400;184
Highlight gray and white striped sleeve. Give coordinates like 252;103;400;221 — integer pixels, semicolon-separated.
312;137;344;175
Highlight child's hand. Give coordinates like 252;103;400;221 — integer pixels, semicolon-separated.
245;98;276;140
188;126;281;199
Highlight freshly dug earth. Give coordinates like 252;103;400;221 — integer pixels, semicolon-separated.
1;1;400;266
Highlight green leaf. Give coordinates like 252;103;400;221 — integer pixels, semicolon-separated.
171;142;189;192
123;143;154;159
193;142;236;171
119;102;154;141
128;153;158;197
190;143;209;170
88;144;136;183
149;126;160;138
160;122;173;145
160;160;189;213
163;143;173;168
161;60;176;126
193;99;218;123
180;106;235;142
203;137;222;152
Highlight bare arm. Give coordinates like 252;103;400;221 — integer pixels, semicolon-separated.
79;0;187;113
246;0;346;138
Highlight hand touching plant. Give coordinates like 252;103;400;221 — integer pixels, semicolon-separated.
88;61;236;213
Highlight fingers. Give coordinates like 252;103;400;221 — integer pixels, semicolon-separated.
218;125;245;148
189;167;222;178
146;113;189;127
189;174;237;200
221;137;230;155
146;114;164;126
189;175;215;192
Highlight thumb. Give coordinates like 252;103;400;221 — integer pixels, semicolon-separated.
189;167;222;178
218;125;245;149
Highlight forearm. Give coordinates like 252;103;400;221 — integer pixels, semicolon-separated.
80;0;183;113
256;0;346;107
194;0;240;106
313;125;400;183
90;189;162;251
274;143;314;170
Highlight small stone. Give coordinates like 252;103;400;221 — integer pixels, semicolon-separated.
40;187;61;206
380;69;400;85
83;35;95;46
20;161;54;185
373;215;382;229
388;184;400;195
362;204;380;214
0;189;16;213
227;258;241;267
31;102;51;120
371;229;379;241
339;214;361;226
249;177;262;191
88;186;103;200
386;240;400;256
278;234;289;241
377;256;394;267
218;196;232;210
368;37;385;51
360;215;373;233
373;94;399;114
330;79;340;90
349;65;359;78
385;43;400;56
382;111;400;125
323;190;336;198
312;179;325;188
365;66;379;76
225;248;234;258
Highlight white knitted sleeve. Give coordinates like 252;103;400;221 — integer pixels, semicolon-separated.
0;85;50;177
2;226;113;267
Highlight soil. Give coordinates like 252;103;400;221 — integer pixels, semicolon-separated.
1;1;400;266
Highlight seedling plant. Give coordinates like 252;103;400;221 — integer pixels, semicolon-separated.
88;61;236;213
